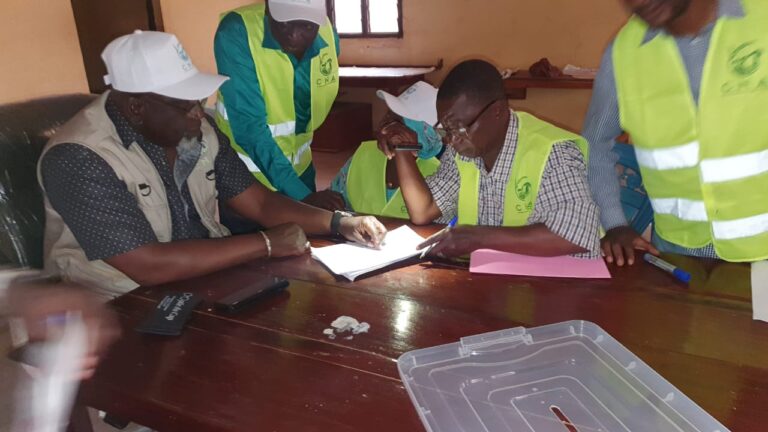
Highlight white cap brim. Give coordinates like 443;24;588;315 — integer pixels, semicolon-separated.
152;72;229;101
377;90;409;117
270;4;326;25
376;82;438;125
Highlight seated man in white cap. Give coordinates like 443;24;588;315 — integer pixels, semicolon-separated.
330;82;444;219
38;31;386;300
214;0;345;213
392;60;600;259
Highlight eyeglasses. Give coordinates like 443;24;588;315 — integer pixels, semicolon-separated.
434;99;501;141
145;94;207;116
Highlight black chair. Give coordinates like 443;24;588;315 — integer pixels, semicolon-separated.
0;94;96;268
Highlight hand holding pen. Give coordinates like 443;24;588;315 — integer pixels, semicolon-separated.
418;216;459;258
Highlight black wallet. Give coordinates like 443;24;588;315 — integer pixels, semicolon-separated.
136;292;202;336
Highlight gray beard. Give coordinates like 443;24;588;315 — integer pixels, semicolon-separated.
177;135;201;153
176;135;202;170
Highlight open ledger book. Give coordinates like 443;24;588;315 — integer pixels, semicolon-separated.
311;226;426;281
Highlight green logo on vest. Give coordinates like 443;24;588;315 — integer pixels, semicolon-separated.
515;177;533;213
320;53;333;77
722;42;768;96
316;53;337;88
729;42;762;77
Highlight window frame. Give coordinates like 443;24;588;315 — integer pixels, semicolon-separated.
326;0;403;39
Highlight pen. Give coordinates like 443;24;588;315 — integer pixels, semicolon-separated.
420;216;458;259
643;253;691;284
394;145;422;151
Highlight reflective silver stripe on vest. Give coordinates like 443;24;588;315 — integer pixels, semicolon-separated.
216;101;228;121
269;121;296;138
700;149;768;183
237;152;262;173
292;139;312;165
713;213;768;240
650;198;708;222
635;141;699;170
217;102;295;139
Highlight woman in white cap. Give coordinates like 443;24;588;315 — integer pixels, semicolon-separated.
330;82;445;219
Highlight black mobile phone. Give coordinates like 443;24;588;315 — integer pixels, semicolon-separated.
214;277;289;314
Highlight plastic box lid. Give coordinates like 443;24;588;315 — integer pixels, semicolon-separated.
397;321;729;432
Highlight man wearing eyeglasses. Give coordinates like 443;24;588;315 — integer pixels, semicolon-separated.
388;60;600;258
37;31;386;300
214;0;346;214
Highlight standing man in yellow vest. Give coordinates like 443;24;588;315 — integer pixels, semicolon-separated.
390;60;600;258
330;81;443;218
214;0;345;213
584;0;767;265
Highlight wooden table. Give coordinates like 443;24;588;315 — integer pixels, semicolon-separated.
76;224;768;431
505;71;594;100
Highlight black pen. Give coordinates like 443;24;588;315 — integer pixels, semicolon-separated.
394;145;422;151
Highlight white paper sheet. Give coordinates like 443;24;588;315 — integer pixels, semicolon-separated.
751;261;768;322
311;226;426;281
13;313;88;432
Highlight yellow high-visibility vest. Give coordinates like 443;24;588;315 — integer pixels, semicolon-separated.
614;0;768;261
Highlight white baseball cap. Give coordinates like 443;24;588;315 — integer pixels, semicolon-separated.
102;30;228;101
377;81;439;126
268;0;327;26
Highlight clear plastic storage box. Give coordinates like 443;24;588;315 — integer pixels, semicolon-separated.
398;321;729;432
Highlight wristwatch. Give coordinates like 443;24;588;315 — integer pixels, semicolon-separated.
330;210;353;237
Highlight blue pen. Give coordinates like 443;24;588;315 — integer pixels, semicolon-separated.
420;216;458;259
643;253;691;284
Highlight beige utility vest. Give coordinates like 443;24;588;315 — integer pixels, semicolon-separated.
38;92;230;300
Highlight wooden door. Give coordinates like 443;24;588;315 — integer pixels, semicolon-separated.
70;0;164;93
